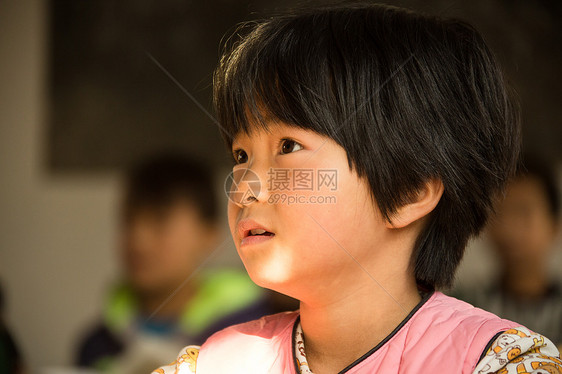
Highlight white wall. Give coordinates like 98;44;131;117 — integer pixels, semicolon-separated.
0;1;121;370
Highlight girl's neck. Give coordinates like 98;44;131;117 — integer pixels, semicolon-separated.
299;274;422;374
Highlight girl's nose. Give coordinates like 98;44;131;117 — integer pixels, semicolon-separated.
228;165;270;208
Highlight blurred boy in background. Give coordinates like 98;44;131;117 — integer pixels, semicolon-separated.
459;157;562;347
75;153;276;372
0;282;25;374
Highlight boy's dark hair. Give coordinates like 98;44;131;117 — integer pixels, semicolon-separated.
123;152;218;224
213;3;520;289
518;156;560;219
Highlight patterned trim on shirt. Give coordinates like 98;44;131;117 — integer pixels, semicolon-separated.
294;322;313;374
152;345;200;374
473;326;562;374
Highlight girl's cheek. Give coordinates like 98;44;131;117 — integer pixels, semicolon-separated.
227;203;239;240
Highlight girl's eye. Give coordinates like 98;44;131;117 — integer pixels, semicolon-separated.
233;149;248;164
280;139;303;154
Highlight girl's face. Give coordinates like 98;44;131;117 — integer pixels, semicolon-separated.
228;122;393;304
488;176;558;263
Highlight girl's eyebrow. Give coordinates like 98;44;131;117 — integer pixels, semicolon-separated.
231;135;242;148
231;137;244;150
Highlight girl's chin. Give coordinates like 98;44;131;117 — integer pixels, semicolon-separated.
244;263;297;293
237;242;304;296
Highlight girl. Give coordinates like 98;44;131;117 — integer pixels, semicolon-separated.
154;3;561;373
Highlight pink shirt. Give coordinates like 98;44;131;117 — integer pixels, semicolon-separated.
153;291;562;373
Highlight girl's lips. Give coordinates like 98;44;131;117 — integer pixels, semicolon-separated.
241;233;275;247
237;218;275;241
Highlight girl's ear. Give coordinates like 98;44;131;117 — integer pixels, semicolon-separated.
385;178;444;229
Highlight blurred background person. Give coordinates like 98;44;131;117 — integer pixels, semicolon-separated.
75;152;277;373
456;156;562;347
0;282;25;374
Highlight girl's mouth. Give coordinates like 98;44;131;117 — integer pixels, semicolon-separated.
237;218;275;246
241;230;275;246
248;229;274;236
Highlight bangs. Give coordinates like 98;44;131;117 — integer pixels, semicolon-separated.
213;17;344;150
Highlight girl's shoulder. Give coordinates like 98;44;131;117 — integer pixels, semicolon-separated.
472;326;562;374
431;292;562;373
151;311;299;374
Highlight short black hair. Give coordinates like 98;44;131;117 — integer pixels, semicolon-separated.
123;152;218;224
517;156;560;219
213;3;521;289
